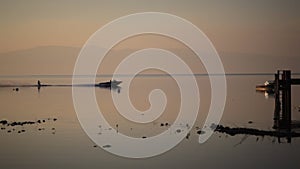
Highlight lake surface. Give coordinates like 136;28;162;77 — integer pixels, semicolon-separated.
0;74;299;169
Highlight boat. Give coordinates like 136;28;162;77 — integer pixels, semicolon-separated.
256;80;274;92
96;80;122;88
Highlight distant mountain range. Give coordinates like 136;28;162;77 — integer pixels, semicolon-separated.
0;46;80;75
0;46;299;76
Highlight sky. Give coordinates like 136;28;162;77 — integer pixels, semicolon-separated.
0;0;299;56
0;0;299;75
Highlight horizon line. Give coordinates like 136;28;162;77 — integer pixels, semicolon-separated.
0;72;300;79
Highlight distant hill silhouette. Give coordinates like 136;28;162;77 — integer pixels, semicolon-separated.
0;46;299;76
0;46;80;75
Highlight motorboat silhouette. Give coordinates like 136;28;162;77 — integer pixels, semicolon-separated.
96;80;122;88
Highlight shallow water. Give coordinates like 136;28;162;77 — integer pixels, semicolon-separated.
0;75;299;169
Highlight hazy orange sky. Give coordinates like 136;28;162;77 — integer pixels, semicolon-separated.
0;0;299;57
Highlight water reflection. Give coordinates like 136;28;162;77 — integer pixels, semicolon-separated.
256;91;274;99
1;77;298;144
0;75;299;168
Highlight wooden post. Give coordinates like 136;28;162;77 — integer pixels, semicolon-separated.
281;70;291;128
273;71;280;129
272;70;300;142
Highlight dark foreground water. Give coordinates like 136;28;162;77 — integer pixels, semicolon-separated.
0;74;299;169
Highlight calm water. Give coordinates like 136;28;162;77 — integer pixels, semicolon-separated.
0;75;299;169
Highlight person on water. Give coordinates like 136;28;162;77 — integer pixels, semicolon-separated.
37;80;41;93
37;80;41;87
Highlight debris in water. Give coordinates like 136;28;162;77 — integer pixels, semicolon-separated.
186;132;190;139
0;118;57;127
0;118;57;134
186;124;190;129
13;88;19;91
102;145;112;148
214;124;300;139
210;123;218;130
197;130;206;135
0;120;8;125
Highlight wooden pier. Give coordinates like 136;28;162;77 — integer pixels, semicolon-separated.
273;70;300;142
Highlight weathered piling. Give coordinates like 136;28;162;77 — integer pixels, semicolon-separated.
272;70;300;142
